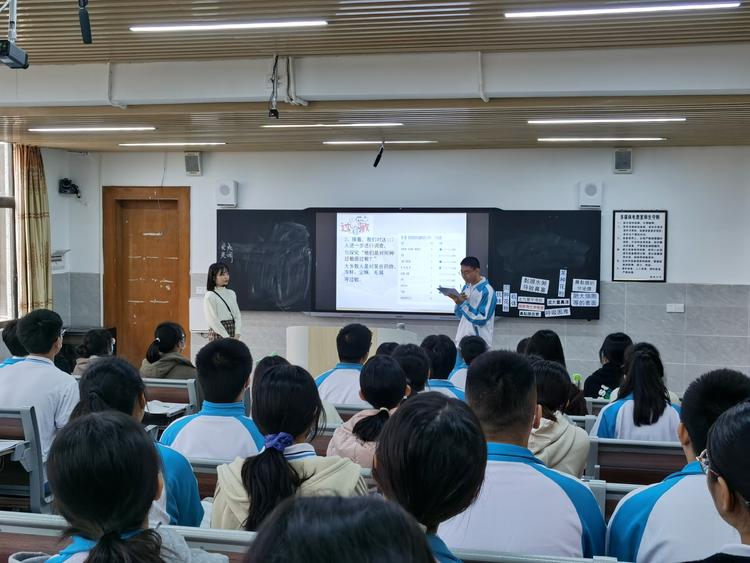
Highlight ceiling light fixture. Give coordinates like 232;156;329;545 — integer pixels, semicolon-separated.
323;140;437;145
538;137;666;142
506;2;740;18
528;118;686;125
263;123;404;129
130;20;328;33
118;142;226;147
29;126;156;132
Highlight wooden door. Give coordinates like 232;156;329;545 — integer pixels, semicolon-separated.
103;187;190;366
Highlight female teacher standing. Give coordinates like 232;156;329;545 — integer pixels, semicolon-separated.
203;262;242;341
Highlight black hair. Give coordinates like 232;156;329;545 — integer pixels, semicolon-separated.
599;332;633;367
54;344;77;374
374;393;486;532
48;412;164;563
563;382;589;416
336;323;372;363
2;319;28;357
244;496;434;563
391;344;430;393
706;400;750;509
459;335;487;365
242;364;324;531
17;308;63;354
460;256;480;270
196;338;253;403
376;342;399;356
620;342;669;426
71;357;145;421
254;355;290;379
525;330;566;367
466;350;536;436
531;359;571;422
76;329;113;359
206;262;230;292
516;337;530;354
420;334;457;379
352;356;408;443
681;369;750;454
145;322;185;364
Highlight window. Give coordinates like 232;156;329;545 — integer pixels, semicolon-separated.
0;142;15;324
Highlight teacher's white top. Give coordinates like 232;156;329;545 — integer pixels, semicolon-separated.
454;277;496;347
203;287;242;337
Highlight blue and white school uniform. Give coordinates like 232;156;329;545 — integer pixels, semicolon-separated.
0;355;79;461
152;443;204;527
607;461;739;562
0;356;25;368
427;534;462;563
439;443;605;557
44;532;140;562
315;362;367;406
590;394;681;441
160;401;264;462
448;360;468;391
425;379;465;400
454;277;496;347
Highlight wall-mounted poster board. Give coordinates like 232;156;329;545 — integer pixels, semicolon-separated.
612;210;667;282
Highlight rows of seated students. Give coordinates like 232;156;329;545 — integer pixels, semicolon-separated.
3;310;750;561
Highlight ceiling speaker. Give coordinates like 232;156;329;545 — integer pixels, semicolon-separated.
216;180;238;208
614;148;633;174
578;181;603;209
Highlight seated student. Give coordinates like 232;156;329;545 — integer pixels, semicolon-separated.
9;411;225;563
327;355;410;468
376;341;399;356
607;369;750;562
72;328;114;376
140;321;197;380
421;334;464;399
528;359;589;478
0;318;28;367
608;342;682;405
72;357;203;527
160;339;263;461
391;343;430;393
315;323;372;406
591;342;681;441
245;496;434;563
213;364;367;531
583;332;632;399
516;337;530;354
0;309;78;461
689;401;750;563
525;329;566;366
450;335;488;390
374;393;486;563
440;351;605;557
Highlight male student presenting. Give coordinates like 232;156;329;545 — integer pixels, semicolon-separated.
446;257;496;347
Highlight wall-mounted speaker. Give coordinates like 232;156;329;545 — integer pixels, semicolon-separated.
578;181;603;209
185;151;202;176
613;148;633;174
216;180;238;208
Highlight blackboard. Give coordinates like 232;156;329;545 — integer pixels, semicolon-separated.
216;210;314;311
488;210;601;320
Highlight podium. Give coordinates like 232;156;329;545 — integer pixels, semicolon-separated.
286;325;418;376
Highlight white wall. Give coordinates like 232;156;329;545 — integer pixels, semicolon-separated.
44;146;750;284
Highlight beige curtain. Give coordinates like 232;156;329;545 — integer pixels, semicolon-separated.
13;144;52;315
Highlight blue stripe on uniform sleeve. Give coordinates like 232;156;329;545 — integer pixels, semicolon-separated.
529;464;606;557
592;400;625;439
315;368;336;388
159;414;198;447
156;443;204;527
239;417;265;451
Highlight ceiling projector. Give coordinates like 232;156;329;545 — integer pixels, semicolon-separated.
0;40;28;69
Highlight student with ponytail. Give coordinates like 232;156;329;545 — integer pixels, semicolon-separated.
591;342;681;441
71;357;203;527
140;322;197;380
72;329;114;376
9;412;226;563
327;355;410;468
212;364;367;531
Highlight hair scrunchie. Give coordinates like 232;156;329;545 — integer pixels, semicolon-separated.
264;432;293;452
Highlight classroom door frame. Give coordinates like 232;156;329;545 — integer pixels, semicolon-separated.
102;186;191;364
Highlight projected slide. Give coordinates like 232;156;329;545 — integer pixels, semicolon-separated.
336;213;467;313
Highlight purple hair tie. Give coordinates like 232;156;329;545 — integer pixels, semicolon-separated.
264;432;294;452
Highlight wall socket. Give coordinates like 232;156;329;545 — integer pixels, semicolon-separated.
666;303;685;313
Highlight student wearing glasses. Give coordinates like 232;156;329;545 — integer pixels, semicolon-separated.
0;309;79;461
140;322;197;380
690;400;750;562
